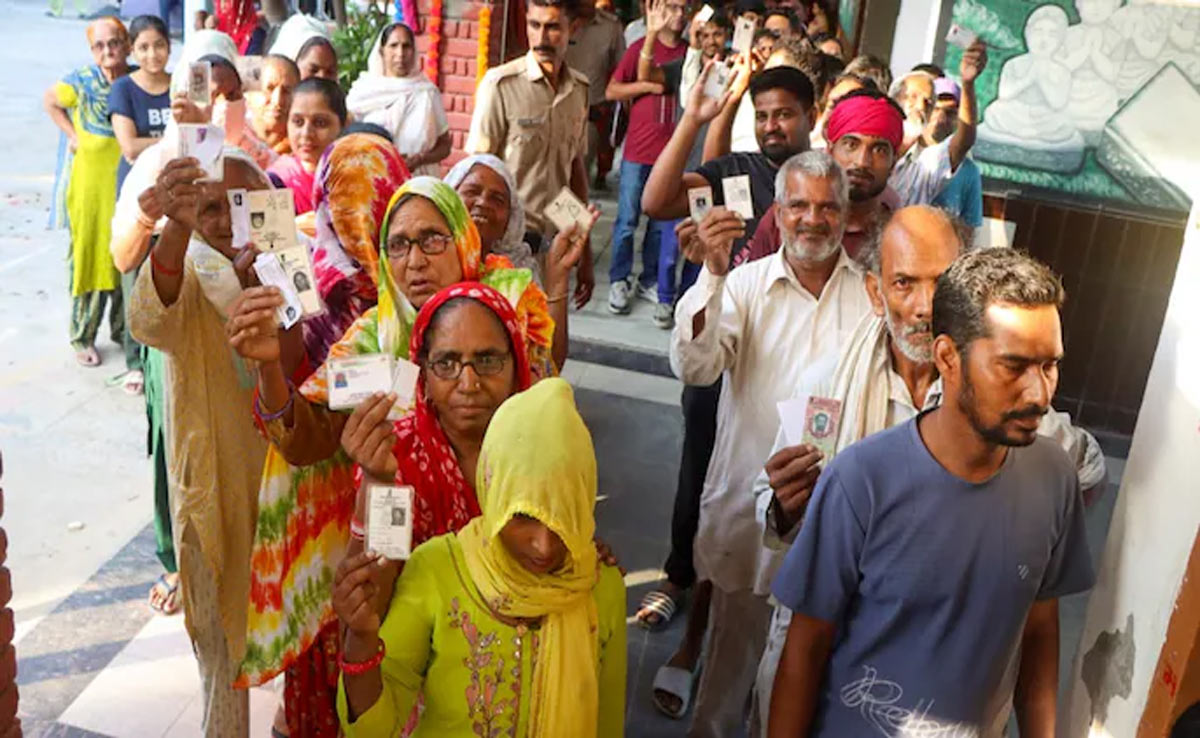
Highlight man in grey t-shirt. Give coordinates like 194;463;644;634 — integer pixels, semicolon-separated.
769;248;1095;737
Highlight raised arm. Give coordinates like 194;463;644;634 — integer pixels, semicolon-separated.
948;40;987;170
642;60;731;219
703;52;756;162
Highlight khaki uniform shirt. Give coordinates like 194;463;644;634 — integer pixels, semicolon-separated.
466;52;589;236
566;10;626;107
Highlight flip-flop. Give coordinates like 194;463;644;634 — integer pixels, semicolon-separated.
636;589;681;631
148;573;181;615
121;370;144;396
652;663;699;720
75;346;101;367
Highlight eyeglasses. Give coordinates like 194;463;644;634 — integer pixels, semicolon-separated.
384;232;453;259
91;38;126;52
426;354;510;380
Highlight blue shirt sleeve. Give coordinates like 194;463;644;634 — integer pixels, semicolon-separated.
1035;475;1095;600
108;77;134;121
771;462;866;623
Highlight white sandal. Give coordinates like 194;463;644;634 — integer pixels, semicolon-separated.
652;663;699;720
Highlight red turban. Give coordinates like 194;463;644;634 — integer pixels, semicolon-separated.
825;95;904;155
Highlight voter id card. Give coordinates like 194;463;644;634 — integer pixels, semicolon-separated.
367;484;414;560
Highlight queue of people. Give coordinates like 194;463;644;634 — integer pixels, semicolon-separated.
45;1;1101;736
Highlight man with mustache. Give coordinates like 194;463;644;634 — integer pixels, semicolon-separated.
735;89;905;266
663;150;872;737
749;207;1106;734
768;247;1097;738
467;0;595;308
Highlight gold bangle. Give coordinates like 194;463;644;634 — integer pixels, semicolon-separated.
136;212;157;230
546;293;569;304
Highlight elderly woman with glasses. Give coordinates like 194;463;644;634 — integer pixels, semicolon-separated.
227;177;596;733
45;16;131;368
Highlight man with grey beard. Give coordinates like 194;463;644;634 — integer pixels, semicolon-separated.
667;149;872;737
747;206;1106;734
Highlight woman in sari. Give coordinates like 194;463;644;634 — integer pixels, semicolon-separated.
443;154;539;279
44;16;130;367
345;23;451;176
227;178;589;733
267;77;347;215
333;377;627;737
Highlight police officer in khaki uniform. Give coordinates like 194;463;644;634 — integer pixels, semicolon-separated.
467;0;595;307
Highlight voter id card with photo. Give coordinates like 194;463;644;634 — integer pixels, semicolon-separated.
367;484;414;560
688;186;714;223
253;251;303;330
327;354;395;411
276;246;322;317
187;61;211;105
703;61;732;100
246;190;298;253
228;189;249;249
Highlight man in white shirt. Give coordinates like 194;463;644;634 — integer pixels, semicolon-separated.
748;206;1107;731
665;149;872;737
888;40;987;206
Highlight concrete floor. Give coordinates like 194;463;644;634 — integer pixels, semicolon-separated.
0;2;1127;735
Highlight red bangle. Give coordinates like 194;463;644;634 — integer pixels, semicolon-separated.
340;638;385;676
150;250;182;276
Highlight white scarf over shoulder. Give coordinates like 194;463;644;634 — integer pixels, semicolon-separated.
345;28;449;176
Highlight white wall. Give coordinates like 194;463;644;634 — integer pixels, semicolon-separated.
888;0;946;77
1062;206;1200;736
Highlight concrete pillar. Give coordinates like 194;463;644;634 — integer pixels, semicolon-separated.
888;0;951;76
1062;207;1200;736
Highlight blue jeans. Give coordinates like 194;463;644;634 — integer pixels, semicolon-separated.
610;160;670;293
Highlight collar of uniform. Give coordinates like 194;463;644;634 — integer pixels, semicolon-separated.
523;51;571;87
765;245;860;295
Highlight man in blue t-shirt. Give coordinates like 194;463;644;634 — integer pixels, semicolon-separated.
769;247;1095;737
927;78;983;231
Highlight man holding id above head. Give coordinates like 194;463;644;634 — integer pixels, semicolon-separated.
127;149;275;737
466;0;595;308
664;150;870;737
768;248;1096;738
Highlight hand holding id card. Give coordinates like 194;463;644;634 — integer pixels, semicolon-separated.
246;190;298;253
327;354;421;419
187;61;211;105
178;123;224;182
544;187;592;236
367;484;414;560
721;175;754;220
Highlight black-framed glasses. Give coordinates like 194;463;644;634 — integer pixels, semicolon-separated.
385;232;453;259
426;354;510;380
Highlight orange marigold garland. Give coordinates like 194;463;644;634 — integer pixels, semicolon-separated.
476;3;492;87
424;0;443;83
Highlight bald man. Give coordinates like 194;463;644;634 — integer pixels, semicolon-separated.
747;206;1106;733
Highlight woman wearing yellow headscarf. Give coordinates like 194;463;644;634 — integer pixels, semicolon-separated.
332;378;626;737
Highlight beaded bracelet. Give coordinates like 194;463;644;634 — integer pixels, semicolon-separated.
340;638;386;676
255;381;295;422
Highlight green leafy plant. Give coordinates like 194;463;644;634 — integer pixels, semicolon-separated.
332;2;391;90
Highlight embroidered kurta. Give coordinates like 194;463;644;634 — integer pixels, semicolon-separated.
337;535;626;737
